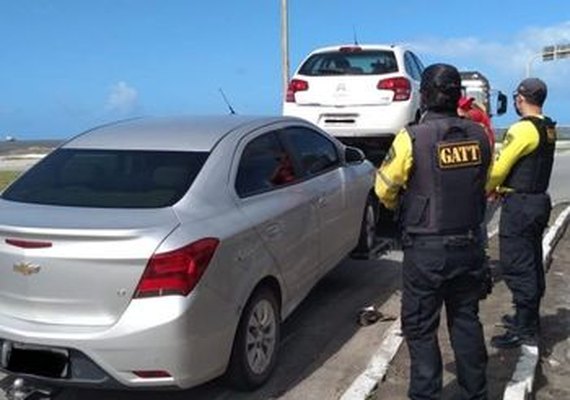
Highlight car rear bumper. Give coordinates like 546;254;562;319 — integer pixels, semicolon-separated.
0;289;238;390
283;103;416;137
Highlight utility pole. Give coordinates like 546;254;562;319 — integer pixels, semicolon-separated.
527;43;570;77
281;0;290;101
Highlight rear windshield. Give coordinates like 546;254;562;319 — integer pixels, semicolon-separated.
2;149;208;208
298;50;398;76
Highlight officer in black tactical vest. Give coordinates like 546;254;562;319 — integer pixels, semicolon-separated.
375;63;491;400
487;77;556;348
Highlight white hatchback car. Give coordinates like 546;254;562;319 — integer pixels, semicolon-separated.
0;116;376;392
283;44;424;149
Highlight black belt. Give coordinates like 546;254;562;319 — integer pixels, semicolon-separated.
507;189;546;195
404;230;480;247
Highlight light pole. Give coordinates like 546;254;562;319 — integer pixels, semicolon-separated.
526;43;570;77
281;0;290;101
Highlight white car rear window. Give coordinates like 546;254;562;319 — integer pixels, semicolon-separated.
298;50;398;76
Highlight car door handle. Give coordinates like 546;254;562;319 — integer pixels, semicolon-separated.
264;223;282;239
314;196;327;208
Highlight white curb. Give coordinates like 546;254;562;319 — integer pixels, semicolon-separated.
542;205;570;268
503;204;570;400
339;319;403;400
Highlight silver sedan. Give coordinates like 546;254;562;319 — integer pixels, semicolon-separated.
0;115;376;391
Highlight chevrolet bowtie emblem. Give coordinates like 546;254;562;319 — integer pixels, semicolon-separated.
13;262;41;276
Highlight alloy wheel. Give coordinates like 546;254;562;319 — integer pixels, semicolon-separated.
245;299;277;375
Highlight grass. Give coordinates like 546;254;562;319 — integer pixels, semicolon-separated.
0;170;20;191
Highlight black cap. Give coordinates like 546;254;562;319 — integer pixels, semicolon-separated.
420;63;462;112
516;78;547;106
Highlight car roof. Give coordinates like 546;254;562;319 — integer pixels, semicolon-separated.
63;115;293;152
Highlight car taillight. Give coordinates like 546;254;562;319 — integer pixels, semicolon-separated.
134;238;219;298
286;79;309;102
377;77;412;101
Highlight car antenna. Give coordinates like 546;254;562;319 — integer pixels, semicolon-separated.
219;88;237;115
352;25;359;45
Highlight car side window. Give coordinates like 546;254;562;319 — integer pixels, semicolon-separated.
235;132;298;198
404;52;421;81
411;52;425;74
281;127;340;176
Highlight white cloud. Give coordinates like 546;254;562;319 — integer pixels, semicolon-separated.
105;81;139;114
410;21;570;80
408;21;570;124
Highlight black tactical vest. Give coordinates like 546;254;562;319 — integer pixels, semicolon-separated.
401;113;492;235
503;116;556;193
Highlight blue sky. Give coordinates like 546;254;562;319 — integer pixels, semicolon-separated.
1;1;569;139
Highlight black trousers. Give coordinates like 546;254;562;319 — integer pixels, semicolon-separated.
499;192;551;338
402;236;487;400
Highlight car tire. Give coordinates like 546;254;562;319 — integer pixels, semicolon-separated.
351;195;377;258
226;286;280;391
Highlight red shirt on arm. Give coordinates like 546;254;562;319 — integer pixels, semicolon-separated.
458;97;495;149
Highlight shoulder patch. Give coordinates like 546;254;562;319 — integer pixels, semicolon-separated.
502;132;514;148
437;140;482;169
547;126;557;143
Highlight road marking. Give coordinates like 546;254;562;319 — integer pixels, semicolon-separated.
503;204;570;400
339;318;402;400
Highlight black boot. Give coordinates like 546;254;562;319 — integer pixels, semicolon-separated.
491;330;537;349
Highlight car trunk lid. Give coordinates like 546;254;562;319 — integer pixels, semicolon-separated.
0;200;179;327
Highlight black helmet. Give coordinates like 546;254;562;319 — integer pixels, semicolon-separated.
420;63;462;112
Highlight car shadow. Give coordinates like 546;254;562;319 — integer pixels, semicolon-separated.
55;256;402;400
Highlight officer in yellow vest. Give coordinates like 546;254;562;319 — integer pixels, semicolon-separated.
375;64;491;400
487;78;556;348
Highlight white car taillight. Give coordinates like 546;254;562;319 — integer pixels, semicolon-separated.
377;77;411;101
286;79;309;103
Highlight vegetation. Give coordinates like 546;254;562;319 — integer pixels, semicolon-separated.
0;171;20;191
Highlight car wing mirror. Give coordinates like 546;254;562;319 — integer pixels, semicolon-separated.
496;92;508;116
345;146;366;164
